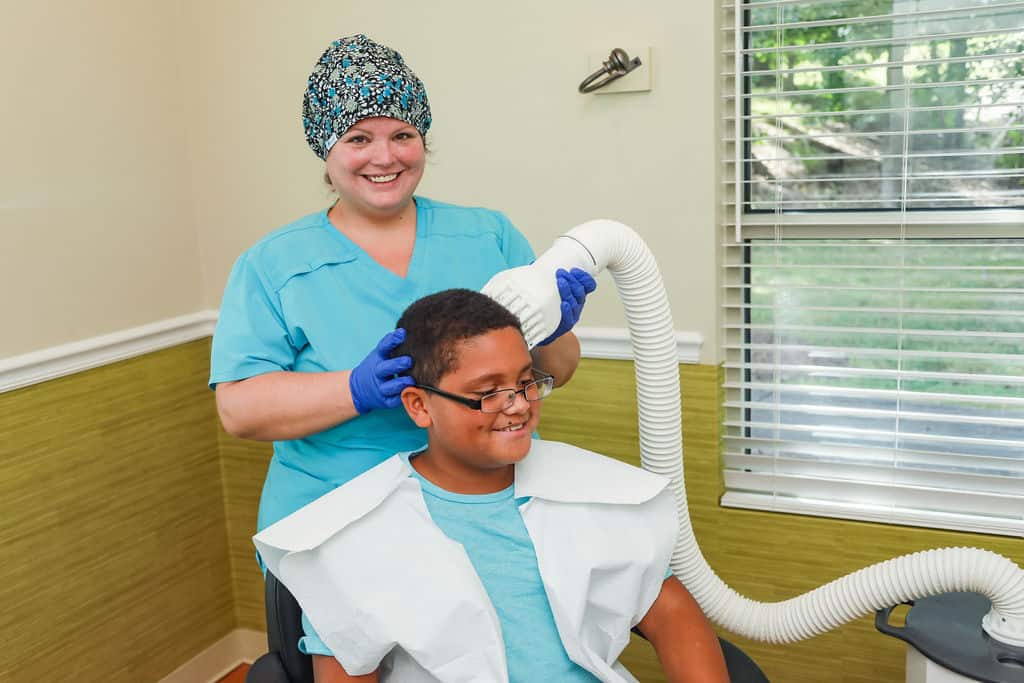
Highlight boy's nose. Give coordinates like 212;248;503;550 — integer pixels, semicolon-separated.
504;390;530;414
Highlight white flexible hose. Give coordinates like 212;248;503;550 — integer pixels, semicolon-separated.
482;219;1024;648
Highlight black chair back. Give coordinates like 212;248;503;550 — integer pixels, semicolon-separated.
245;571;314;683
720;637;771;682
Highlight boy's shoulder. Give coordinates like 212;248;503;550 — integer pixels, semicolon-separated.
515;439;670;506
254;454;411;556
253;441;673;566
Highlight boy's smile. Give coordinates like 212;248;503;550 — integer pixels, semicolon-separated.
403;326;541;494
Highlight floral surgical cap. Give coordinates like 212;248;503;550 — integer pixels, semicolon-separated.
302;34;432;160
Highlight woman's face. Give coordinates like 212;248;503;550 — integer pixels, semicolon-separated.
325;117;426;219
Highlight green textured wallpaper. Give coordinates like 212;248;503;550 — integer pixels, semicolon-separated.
0;340;233;683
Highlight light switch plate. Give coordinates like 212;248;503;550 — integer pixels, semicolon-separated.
584;46;651;94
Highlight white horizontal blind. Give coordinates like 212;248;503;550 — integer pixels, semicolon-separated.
720;0;1024;536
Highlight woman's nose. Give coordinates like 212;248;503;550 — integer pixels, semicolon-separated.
367;139;397;166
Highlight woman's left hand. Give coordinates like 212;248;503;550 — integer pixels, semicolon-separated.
538;268;597;346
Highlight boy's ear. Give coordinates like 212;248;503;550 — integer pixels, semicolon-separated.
400;386;433;428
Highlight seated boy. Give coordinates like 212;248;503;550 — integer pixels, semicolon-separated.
254;288;728;683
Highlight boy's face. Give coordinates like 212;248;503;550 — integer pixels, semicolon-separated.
405;326;540;479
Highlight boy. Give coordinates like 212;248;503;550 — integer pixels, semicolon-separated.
254;289;728;683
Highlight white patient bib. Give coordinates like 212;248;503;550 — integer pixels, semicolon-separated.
253;440;678;683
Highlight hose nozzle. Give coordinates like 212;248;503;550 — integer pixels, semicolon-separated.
482;234;599;348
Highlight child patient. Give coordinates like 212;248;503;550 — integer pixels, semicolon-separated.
254;288;728;683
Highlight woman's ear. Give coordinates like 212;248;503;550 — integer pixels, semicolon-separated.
400;386;433;428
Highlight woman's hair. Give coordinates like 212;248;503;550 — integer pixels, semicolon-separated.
393;289;523;386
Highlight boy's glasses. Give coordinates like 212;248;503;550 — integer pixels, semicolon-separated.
416;370;555;413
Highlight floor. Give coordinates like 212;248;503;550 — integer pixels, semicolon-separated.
217;663;250;683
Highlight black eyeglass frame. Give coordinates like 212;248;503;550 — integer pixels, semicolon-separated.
416;370;555;413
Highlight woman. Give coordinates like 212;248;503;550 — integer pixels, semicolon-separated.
209;34;594;534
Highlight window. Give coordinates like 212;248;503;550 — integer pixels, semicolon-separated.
721;0;1024;536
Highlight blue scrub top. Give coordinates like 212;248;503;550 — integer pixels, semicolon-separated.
210;196;535;529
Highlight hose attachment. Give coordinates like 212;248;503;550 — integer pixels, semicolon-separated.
482;219;1024;647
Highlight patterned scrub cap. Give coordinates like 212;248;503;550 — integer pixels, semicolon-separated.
302;34;432;160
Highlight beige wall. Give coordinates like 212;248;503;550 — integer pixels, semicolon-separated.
182;0;721;363
5;1;719;362
1;1;205;358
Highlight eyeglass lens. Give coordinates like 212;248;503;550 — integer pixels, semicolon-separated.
480;377;553;413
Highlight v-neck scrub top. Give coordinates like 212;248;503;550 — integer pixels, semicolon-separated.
209;196;535;530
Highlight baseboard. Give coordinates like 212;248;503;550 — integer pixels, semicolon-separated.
157;628;266;683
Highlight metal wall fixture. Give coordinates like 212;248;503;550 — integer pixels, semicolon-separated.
578;48;643;93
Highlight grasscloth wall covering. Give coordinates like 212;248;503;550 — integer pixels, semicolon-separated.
0;340;233;683
4;348;1021;682
219;429;273;630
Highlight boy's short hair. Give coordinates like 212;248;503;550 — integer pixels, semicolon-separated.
394;289;524;386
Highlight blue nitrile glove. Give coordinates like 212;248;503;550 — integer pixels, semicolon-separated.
349;328;415;414
538;267;598;346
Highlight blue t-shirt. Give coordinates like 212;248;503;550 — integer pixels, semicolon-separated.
300;453;601;682
209;197;535;530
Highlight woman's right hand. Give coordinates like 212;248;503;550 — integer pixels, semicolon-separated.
349;328;415;414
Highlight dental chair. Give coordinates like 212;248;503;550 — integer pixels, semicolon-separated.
245;571;770;683
245;571;313;683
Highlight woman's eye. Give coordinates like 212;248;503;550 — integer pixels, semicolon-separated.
346;135;368;144
395;132;414;140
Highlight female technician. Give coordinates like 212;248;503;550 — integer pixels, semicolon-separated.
209;34;595;532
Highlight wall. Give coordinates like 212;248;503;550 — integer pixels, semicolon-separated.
3;2;720;363
0;340;234;682
0;1;206;359
181;0;721;363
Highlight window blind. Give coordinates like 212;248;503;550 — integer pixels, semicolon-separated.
720;0;1024;536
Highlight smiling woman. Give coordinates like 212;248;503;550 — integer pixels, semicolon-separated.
207;33;597;682
210;33;592;531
